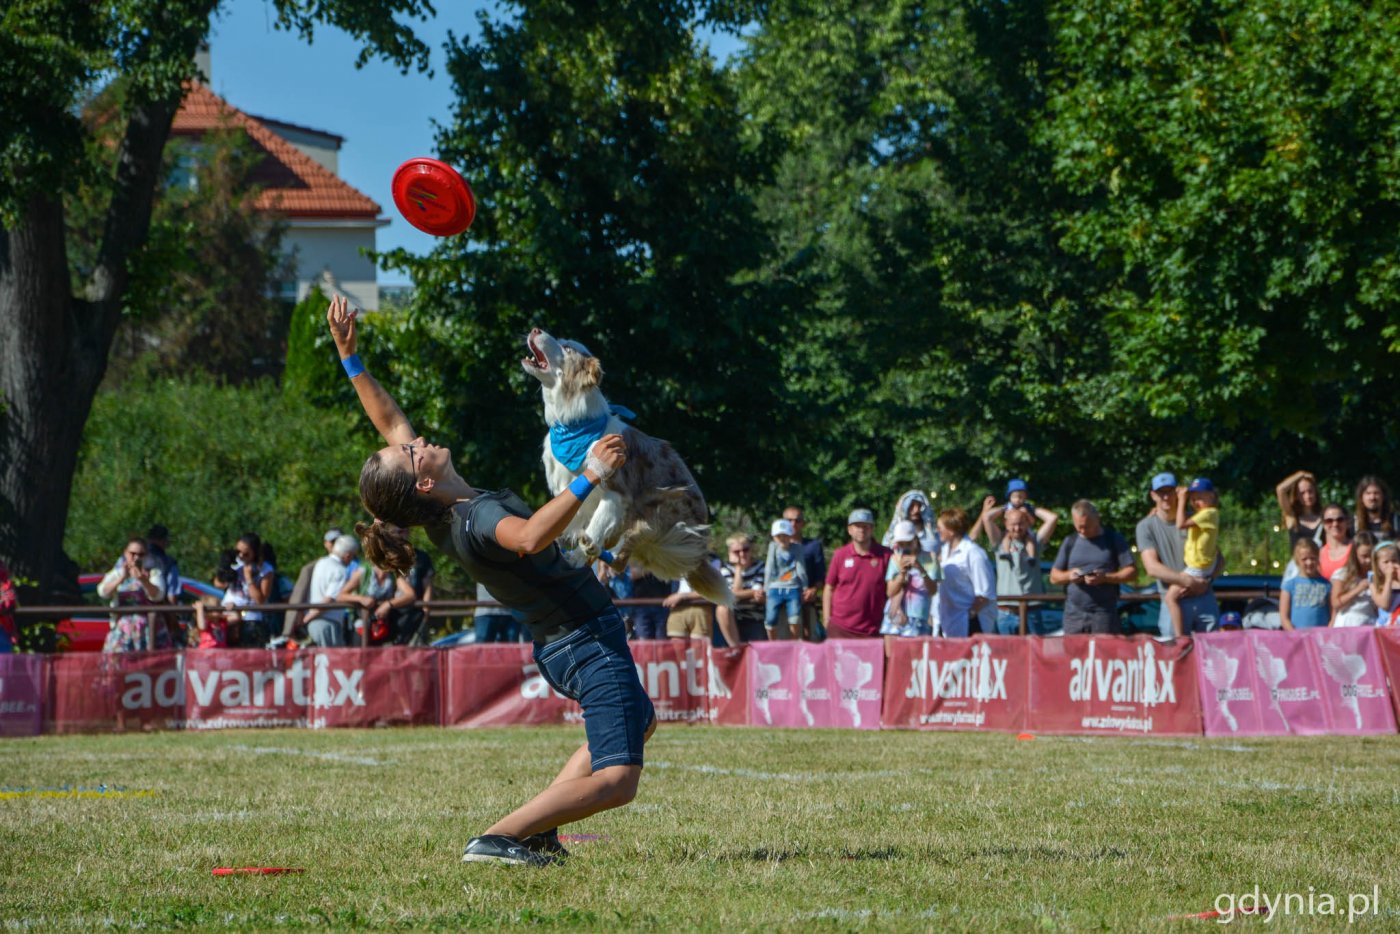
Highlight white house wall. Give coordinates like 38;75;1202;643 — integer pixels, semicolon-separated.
285;223;384;311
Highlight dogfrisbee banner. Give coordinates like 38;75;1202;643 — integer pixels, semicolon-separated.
0;653;43;737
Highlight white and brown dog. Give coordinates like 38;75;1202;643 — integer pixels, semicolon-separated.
521;328;731;607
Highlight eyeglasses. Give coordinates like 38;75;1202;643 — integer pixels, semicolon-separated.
785;516;804;524
730;547;751;555
402;442;420;482
1323;517;1347;524
126;550;147;558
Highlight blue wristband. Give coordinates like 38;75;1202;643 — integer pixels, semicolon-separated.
342;354;366;379
568;474;595;500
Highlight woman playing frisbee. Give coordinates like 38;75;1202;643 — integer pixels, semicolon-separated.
326;295;654;866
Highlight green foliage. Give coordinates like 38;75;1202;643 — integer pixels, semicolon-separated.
380;0;788;507
282;285;336;403
63;376;372;582
1040;0;1400;483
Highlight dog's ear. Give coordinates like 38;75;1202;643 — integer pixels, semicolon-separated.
582;354;603;389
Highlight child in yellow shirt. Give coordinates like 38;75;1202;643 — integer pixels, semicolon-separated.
1166;477;1220;637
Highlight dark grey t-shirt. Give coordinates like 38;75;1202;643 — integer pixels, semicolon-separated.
427;490;613;643
1052;528;1133;618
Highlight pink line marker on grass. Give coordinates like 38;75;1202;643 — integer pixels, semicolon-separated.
212;867;304;876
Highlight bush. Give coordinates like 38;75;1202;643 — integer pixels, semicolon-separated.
65;376;382;585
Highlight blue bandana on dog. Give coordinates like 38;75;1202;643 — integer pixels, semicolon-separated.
549;405;636;472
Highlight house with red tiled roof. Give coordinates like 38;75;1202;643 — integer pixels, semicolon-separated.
171;69;386;310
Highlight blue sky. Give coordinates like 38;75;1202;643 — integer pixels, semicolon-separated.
208;2;742;287
208;1;489;286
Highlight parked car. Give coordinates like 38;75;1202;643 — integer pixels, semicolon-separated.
57;573;225;652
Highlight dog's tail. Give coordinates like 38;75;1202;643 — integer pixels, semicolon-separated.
685;558;735;609
628;522;735;608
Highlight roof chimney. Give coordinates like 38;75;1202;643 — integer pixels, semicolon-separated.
194;42;211;84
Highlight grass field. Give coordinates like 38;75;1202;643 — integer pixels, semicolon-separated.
3;726;1398;930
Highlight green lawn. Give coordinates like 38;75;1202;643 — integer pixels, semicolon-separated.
2;727;1397;930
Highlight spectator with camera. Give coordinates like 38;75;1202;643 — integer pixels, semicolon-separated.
232;532;277;645
883;520;937;637
1052;501;1136;635
98;537;171;652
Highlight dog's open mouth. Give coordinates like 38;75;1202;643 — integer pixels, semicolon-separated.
523;334;549;371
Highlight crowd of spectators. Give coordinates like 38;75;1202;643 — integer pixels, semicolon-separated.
6;468;1400;656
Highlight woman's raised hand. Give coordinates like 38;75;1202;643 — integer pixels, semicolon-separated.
326;294;358;358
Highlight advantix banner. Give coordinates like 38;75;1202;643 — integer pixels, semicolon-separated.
3;632;1399;738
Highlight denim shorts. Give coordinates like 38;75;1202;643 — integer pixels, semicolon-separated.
765;588;802;628
533;608;655;770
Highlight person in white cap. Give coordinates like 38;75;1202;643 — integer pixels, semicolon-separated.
882;519;938;638
765;518;809;640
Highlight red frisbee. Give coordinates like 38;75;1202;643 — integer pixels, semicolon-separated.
391;157;476;237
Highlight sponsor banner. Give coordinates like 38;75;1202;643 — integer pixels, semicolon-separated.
1376;630;1400;724
1198;630;1395;736
707;646;749;725
183;649;314;730
1028;635;1201;736
47;651;185;733
882;637;1029;732
744;640;883;729
442;644;577;728
1194;633;1271;736
311;648;440;730
629;640;709;724
0;654;44;737
823;640;884;729
1305;629;1395;735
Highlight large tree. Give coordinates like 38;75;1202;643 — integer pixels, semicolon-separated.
0;0;434;598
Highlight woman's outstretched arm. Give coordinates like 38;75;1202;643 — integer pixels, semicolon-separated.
326;294;415;446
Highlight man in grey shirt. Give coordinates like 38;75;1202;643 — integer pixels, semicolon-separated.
1049;501;1136;634
1135;472;1220;637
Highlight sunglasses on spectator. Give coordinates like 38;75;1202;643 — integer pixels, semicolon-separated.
126;549;146;558
730;547;751;554
1323;517;1347;524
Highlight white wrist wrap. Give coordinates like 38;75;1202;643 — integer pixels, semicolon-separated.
584;453;615;481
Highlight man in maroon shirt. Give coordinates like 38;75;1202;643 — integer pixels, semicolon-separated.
822;509;893;639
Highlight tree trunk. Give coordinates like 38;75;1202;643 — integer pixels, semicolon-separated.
0;195;96;602
0;85;185;603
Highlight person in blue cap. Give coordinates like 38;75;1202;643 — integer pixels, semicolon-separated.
1164;477;1221;637
1137;472;1221;637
